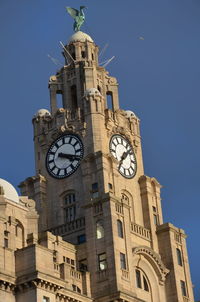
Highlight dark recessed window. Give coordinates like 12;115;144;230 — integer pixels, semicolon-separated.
92;182;99;198
81;51;86;58
77;234;86;244
120;253;126;270
153;214;158;225
108;183;113;190
117;220;123;238
176;248;183;266
136;269;142;288
180;280;187;296
143;276;149;292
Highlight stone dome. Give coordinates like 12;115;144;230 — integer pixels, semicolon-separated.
69;31;94;43
125;110;136;118
35;109;51;118
84;88;101;97
0;178;19;203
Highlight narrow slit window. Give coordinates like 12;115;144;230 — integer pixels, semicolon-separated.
143;276;149;292
180;280;187;296
117;220;123;238
136;269;142;288
71;85;78;111
106;92;113;110
120;253;126;270
176;248;183;266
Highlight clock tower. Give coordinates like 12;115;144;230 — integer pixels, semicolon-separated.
19;30;194;302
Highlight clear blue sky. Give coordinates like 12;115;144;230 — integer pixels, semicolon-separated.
0;0;199;299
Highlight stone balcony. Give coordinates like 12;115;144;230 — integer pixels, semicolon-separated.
130;222;151;241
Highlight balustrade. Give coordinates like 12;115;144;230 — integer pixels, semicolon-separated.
130;222;151;241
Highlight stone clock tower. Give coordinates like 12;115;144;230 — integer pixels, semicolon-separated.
0;29;194;302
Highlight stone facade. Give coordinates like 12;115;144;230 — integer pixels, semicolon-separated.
0;30;194;302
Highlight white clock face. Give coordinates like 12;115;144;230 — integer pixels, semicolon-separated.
46;134;84;179
110;134;137;178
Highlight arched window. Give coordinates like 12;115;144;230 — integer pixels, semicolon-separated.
135;269;149;292
64;193;76;222
176;248;183;266
15;220;25;249
121;193;129;205
117;220;123;238
96;220;104;239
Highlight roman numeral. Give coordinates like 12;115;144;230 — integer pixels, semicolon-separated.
74;141;79;147
48;160;54;164
50;165;56;171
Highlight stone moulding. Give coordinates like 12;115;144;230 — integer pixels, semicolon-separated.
132;246;169;285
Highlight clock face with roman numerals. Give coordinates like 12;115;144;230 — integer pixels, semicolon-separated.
46;134;84;179
110;134;137;179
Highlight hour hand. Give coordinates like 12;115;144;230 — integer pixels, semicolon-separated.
58;153;80;160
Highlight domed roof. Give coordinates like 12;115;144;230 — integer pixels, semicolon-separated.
69;31;94;43
125;110;136;118
0;178;19;203
35;109;51;118
84;88;101;97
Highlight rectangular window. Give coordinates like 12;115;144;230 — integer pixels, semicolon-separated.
180;280;187;296
92;182;99;198
136;269;142;288
92;182;98;191
77;234;86;244
4;238;8;248
43;297;50;302
65;205;76;222
79;259;87;271
98;253;107;270
117;220;124;238
71;259;75;266
120;253;126;270
153;214;158;225
176;248;183;266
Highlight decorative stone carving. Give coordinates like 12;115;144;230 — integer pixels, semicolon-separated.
132;246;169;284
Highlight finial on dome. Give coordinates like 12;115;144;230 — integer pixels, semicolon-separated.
66;6;87;32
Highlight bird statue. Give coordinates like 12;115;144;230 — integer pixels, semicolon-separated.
66;6;86;32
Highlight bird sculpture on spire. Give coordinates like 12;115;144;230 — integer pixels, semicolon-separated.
66;6;86;32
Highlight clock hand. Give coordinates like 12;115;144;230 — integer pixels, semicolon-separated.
58;153;81;160
118;149;133;168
